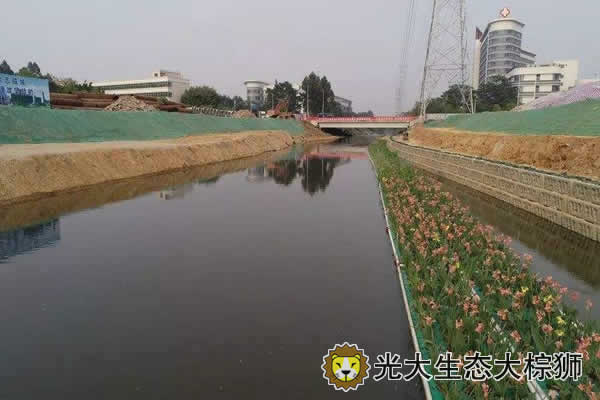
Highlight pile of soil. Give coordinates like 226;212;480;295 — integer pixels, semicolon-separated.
105;96;157;112
233;110;256;118
410;125;600;180
302;121;328;137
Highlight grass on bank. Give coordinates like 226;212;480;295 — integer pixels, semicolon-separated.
0;106;305;144
427;99;600;136
369;140;600;399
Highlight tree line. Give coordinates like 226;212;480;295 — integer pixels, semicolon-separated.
181;72;374;116
0;59;100;94
409;75;518;115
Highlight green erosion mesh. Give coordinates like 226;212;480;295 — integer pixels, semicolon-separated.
0;107;306;144
428;99;600;136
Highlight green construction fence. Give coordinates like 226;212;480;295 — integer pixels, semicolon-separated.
0;106;306;144
428;99;600;136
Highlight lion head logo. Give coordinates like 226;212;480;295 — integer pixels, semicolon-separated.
322;342;370;391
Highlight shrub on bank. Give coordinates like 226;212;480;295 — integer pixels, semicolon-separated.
369;140;599;399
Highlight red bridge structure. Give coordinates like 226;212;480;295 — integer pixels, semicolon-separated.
305;116;416;130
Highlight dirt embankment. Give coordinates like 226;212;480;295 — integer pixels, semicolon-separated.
0;131;293;206
293;121;337;144
410;126;600;180
0;148;291;232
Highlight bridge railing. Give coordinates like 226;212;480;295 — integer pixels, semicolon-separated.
302;116;417;123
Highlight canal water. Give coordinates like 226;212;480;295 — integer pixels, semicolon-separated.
0;141;421;399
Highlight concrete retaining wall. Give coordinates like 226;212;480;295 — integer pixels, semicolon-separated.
388;139;600;242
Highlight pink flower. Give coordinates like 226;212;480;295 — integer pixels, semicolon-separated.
536;310;544;322
559;287;568;295
510;330;522;343
570;291;581;302
482;382;490;399
424;316;434;326
586;299;593;311
542;324;553;334
455;319;464;330
475;323;485;334
532;296;540;305
555;341;563;350
417;282;425;293
497;309;508;321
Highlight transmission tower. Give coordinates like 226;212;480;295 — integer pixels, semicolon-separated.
419;0;473;118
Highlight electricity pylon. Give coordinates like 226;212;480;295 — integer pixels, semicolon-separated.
419;0;473;118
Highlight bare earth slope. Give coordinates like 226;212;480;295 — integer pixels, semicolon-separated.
0;131;293;205
410;126;600;180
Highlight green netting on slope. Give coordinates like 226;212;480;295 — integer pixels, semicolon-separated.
0;106;306;144
428;99;600;136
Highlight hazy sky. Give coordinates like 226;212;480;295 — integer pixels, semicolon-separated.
2;0;599;114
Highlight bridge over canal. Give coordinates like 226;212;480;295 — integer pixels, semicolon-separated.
306;116;416;130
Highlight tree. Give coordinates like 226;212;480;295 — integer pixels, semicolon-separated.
231;96;247;111
17;61;43;78
300;72;339;115
0;60;13;75
265;81;299;112
27;62;41;76
181;86;221;107
475;75;517;112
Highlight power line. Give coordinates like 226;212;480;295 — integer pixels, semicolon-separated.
396;0;417;115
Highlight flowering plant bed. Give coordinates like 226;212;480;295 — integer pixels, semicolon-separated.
369;140;600;399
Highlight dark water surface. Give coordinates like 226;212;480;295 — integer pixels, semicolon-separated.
0;142;420;399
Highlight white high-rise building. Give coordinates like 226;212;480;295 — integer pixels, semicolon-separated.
473;8;536;89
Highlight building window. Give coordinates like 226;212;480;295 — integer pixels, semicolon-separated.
552;85;560;92
98;81;171;90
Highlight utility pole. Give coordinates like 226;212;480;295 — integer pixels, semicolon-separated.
306;84;310;117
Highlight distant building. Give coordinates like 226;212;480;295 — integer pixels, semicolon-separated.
334;96;353;114
243;80;272;111
507;60;579;105
473;8;536;89
92;70;190;102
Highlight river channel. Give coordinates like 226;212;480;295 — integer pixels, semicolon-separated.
0;139;598;399
0;140;420;399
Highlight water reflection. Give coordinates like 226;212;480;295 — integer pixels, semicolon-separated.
246;158;349;194
0;219;60;261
